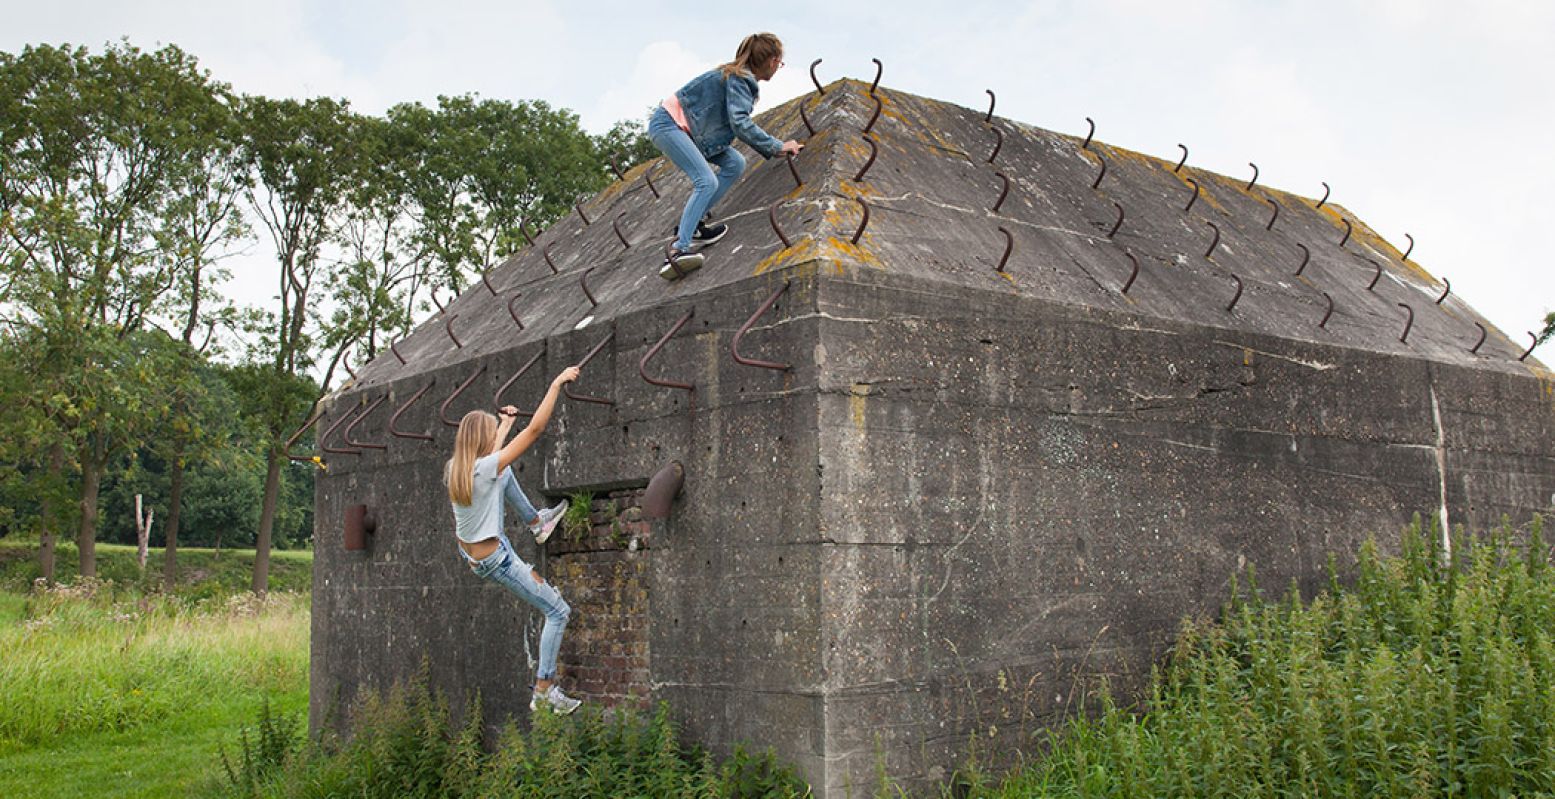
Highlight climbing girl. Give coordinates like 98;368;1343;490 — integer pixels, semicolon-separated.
446;365;582;714
650;32;805;280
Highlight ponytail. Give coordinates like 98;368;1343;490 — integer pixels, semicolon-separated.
719;33;783;79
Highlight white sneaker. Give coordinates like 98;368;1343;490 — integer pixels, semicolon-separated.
530;684;582;715
531;499;568;545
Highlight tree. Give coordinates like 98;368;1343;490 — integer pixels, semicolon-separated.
593;117;658;173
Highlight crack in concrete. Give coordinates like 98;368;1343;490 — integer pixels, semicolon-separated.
1430;383;1452;560
1211;340;1337;370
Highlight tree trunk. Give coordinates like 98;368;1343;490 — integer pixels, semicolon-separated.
76;445;104;579
39;443;65;586
252;447;283;594
163;453;185;591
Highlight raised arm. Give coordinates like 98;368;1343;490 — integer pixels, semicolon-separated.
494;367;580;473
725;74;791;159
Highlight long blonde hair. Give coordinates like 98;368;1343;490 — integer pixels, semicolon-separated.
445;410;497;506
720;33;782;79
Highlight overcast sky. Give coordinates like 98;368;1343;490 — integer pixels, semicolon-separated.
5;0;1550;349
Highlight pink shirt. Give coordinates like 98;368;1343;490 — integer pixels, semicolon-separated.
662;94;691;133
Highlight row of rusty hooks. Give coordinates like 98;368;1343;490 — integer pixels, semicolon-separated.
285;407;325;462
320;397;366;457
344;394;389;451
388;379;436;441
732;280;793;371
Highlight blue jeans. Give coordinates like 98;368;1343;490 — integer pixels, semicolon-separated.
649;106;745;251
502;468;540;527
466;533;571;681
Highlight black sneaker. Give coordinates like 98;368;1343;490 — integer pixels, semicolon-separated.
692;221;728;248
659;248;705;281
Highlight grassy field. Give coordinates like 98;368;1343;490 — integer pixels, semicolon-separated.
0;542;311;799
0;541;313;597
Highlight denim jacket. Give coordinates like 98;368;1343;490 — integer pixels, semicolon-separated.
674;67;785;160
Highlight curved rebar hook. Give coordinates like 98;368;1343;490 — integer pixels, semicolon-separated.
642;165;661;199
1316;182;1331;209
341;350;357;380
388;380;436;442
1184;179;1201;212
444;314;463;349
507;294;525;330
1436;278;1451;305
992;172;1010;213
542;243;559;274
440;365;488;428
581;267;598;308
608;160;625;182
851;196;870;245
612;214;631;249
320;401;366;457
1265;198;1280;231
344;394;389;451
1294;243;1311;276
574;203;591;226
564;330;617;405
480;269;498;297
996;227;1013;272
769;201;792;248
1108;202;1125;239
1521;332;1540;362
1204;222;1221;259
732;280;792;371
810;59;825;96
1245;162;1259;191
1081;117;1095;150
788;153;804;188
1174;143;1188;173
1368;261;1382;291
1402;233;1414;261
494;348;546;411
986;126;1003;165
1226;274;1245;313
1090;152;1108;190
1319;292;1335;329
1471;323;1488;354
1339;218;1352;248
285;409;325;462
864;93;883;135
640;309;696;393
1397;303;1415;344
984;89;996;122
869;58;883;95
429;292;446;315
854;134;877;183
518;219;537;248
799;99;815;136
1121;252;1140;294
390;340;407;365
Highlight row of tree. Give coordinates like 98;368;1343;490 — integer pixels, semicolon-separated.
0;41;656;591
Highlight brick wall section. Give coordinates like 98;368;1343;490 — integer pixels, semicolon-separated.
549;489;652;710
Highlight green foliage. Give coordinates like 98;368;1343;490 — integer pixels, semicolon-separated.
593;117;658;173
218;673;809;799
0;541;312;597
562;491;594;543
220;699;303;796
980;515;1555;798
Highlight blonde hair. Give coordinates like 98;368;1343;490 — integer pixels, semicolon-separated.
720;33;782;79
445;410;497;506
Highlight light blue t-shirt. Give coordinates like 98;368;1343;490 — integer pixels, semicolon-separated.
451;453;504;544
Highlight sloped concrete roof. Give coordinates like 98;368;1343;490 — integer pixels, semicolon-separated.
354;79;1542;388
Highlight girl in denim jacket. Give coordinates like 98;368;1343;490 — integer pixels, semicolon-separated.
649;32;804;279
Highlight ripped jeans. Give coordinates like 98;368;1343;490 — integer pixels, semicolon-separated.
463;533;571;681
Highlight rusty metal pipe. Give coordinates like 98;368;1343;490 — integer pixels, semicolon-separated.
810;58;825;96
769;202;792;248
1108;202;1125;239
612;214;631;249
494;348;546;411
581;267;599;308
854;135;877;183
986;126;1003;165
1471;323;1488;354
996;227;1013;272
444;314;463;348
1436;279;1451;305
643;166;661;199
864;93;882;135
1122;252;1140;294
1398;303;1415;344
851;196;870;245
1266;198;1280;231
1339;218;1352;248
1227;274;1244;313
1320;292;1334;329
1082;117;1095;150
481;269;498;297
1205;222;1221;259
543;243;559;274
518;219;537;248
1174;143;1188;173
1403;233;1414;261
440;365;488;428
574;203;591;226
507;294;525;330
344;394;389;450
869;58;883;95
1184;179;1200;212
285;408;324;462
1294;243;1311;276
1091;153;1108;190
1521;333;1539;362
800;100;815;136
1368;261;1382;291
639;309;696;393
321;400;367;457
788;153;804;187
992;171;1010;213
1317;181;1330;209
732;280;792;372
388;380;436;442
341;350;357;380
984;89;996;122
564;330;616;405
390;340;407;365
1246;162;1259;191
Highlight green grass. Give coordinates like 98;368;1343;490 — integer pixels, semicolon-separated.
0;550;311;798
0;541;312;597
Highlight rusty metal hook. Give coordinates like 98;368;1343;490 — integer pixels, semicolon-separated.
1082;117;1095;150
854;134;877;183
284;408;324;462
1319;292;1334;329
984;89;996;122
810;58;825;96
390;340;407;365
507;294;525;330
643;165;661;199
542;242;559;274
1091;152;1108;190
480;269;498;297
440;365;488;428
1184;179;1201;212
996;226;1013;272
800;99;815;136
518;219;537;248
1368;261;1382;291
388;380;436;441
732;280;792;371
608;160;625;182
1398;303;1414;344
344;394;389;450
788;152;804;188
581;267;598;308
1339;218;1352;248
1226;274;1244;313
565;329;617;405
1245;162;1259;191
869;58;883;96
640;309;696;393
986;125;1003;164
1174;144;1188;173
851;196;870;245
992;171;1010;213
575;202;591;226
612;214;631;249
1294;243;1311;276
1121;252;1140;294
769;201;791;248
320;400;367;457
1521;332;1540;362
1204;222;1221;259
1436;279;1451;305
429;291;446;315
1402;233;1414;261
1316;181;1330;209
444;314;463;349
1265;198;1280;231
341;350;358;381
1471;323;1488;354
494;347;545;411
1108;202;1125;239
864;93;883;135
